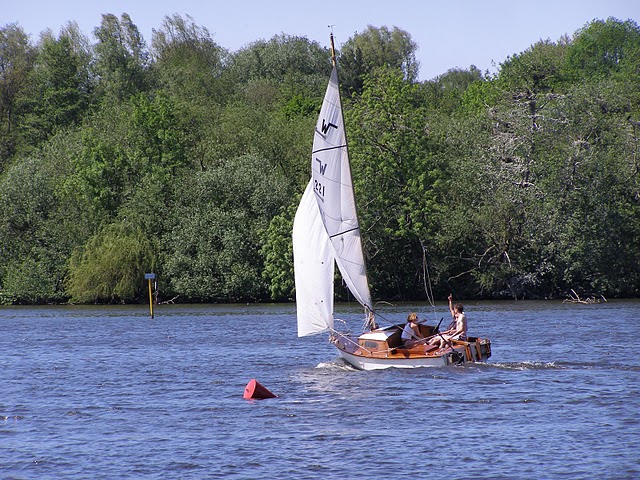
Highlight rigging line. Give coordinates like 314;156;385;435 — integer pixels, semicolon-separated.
329;226;360;239
420;239;437;319
330;328;372;354
362;308;376;332
367;308;399;330
359;306;437;335
312;144;347;154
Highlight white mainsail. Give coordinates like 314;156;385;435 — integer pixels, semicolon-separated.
310;66;372;312
293;181;335;336
294;41;372;337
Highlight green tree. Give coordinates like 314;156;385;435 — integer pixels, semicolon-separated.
65;93;187;218
0;132;91;304
338;25;419;96
423;65;484;114
0;23;35;166
0;155;62;303
151;14;231;174
437;22;640;298
347;68;443;299
542;79;640;296
22;23;93;145
93;13;150;101
66;221;156;303
1;255;59;305
163;154;291;302
259;202;297;301
201;77;316;181
151;14;229;112
450;39;571;297
499;38;569;93
565;17;640;81
226;34;329;84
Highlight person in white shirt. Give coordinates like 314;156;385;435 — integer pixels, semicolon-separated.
401;312;423;347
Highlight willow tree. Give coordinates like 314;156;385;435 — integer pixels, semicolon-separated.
93;13;150;101
65;222;156;303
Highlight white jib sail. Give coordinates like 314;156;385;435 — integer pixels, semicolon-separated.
311;66;372;311
293;180;335;337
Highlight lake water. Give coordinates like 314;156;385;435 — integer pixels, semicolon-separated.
1;300;639;479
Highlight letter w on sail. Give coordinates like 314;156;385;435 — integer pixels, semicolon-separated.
321;119;338;135
315;158;327;175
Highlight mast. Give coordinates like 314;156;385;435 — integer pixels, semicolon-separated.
330;32;337;68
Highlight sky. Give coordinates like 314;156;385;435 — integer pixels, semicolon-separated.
4;0;639;80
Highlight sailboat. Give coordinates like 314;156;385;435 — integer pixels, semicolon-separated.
293;35;491;370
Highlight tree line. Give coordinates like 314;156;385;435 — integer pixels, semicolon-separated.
0;14;638;304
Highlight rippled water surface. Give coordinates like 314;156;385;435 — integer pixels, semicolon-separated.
1;301;639;479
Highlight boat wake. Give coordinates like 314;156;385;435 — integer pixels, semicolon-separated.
308;359;637;374
315;358;357;371
487;361;639;372
488;361;563;370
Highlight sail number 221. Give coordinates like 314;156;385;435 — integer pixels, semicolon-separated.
314;158;328;198
313;179;325;198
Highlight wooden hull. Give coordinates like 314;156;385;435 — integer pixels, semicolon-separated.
330;327;492;371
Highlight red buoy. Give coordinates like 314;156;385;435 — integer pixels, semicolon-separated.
243;379;277;399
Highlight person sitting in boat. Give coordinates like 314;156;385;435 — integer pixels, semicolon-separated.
428;294;467;349
401;312;423;347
